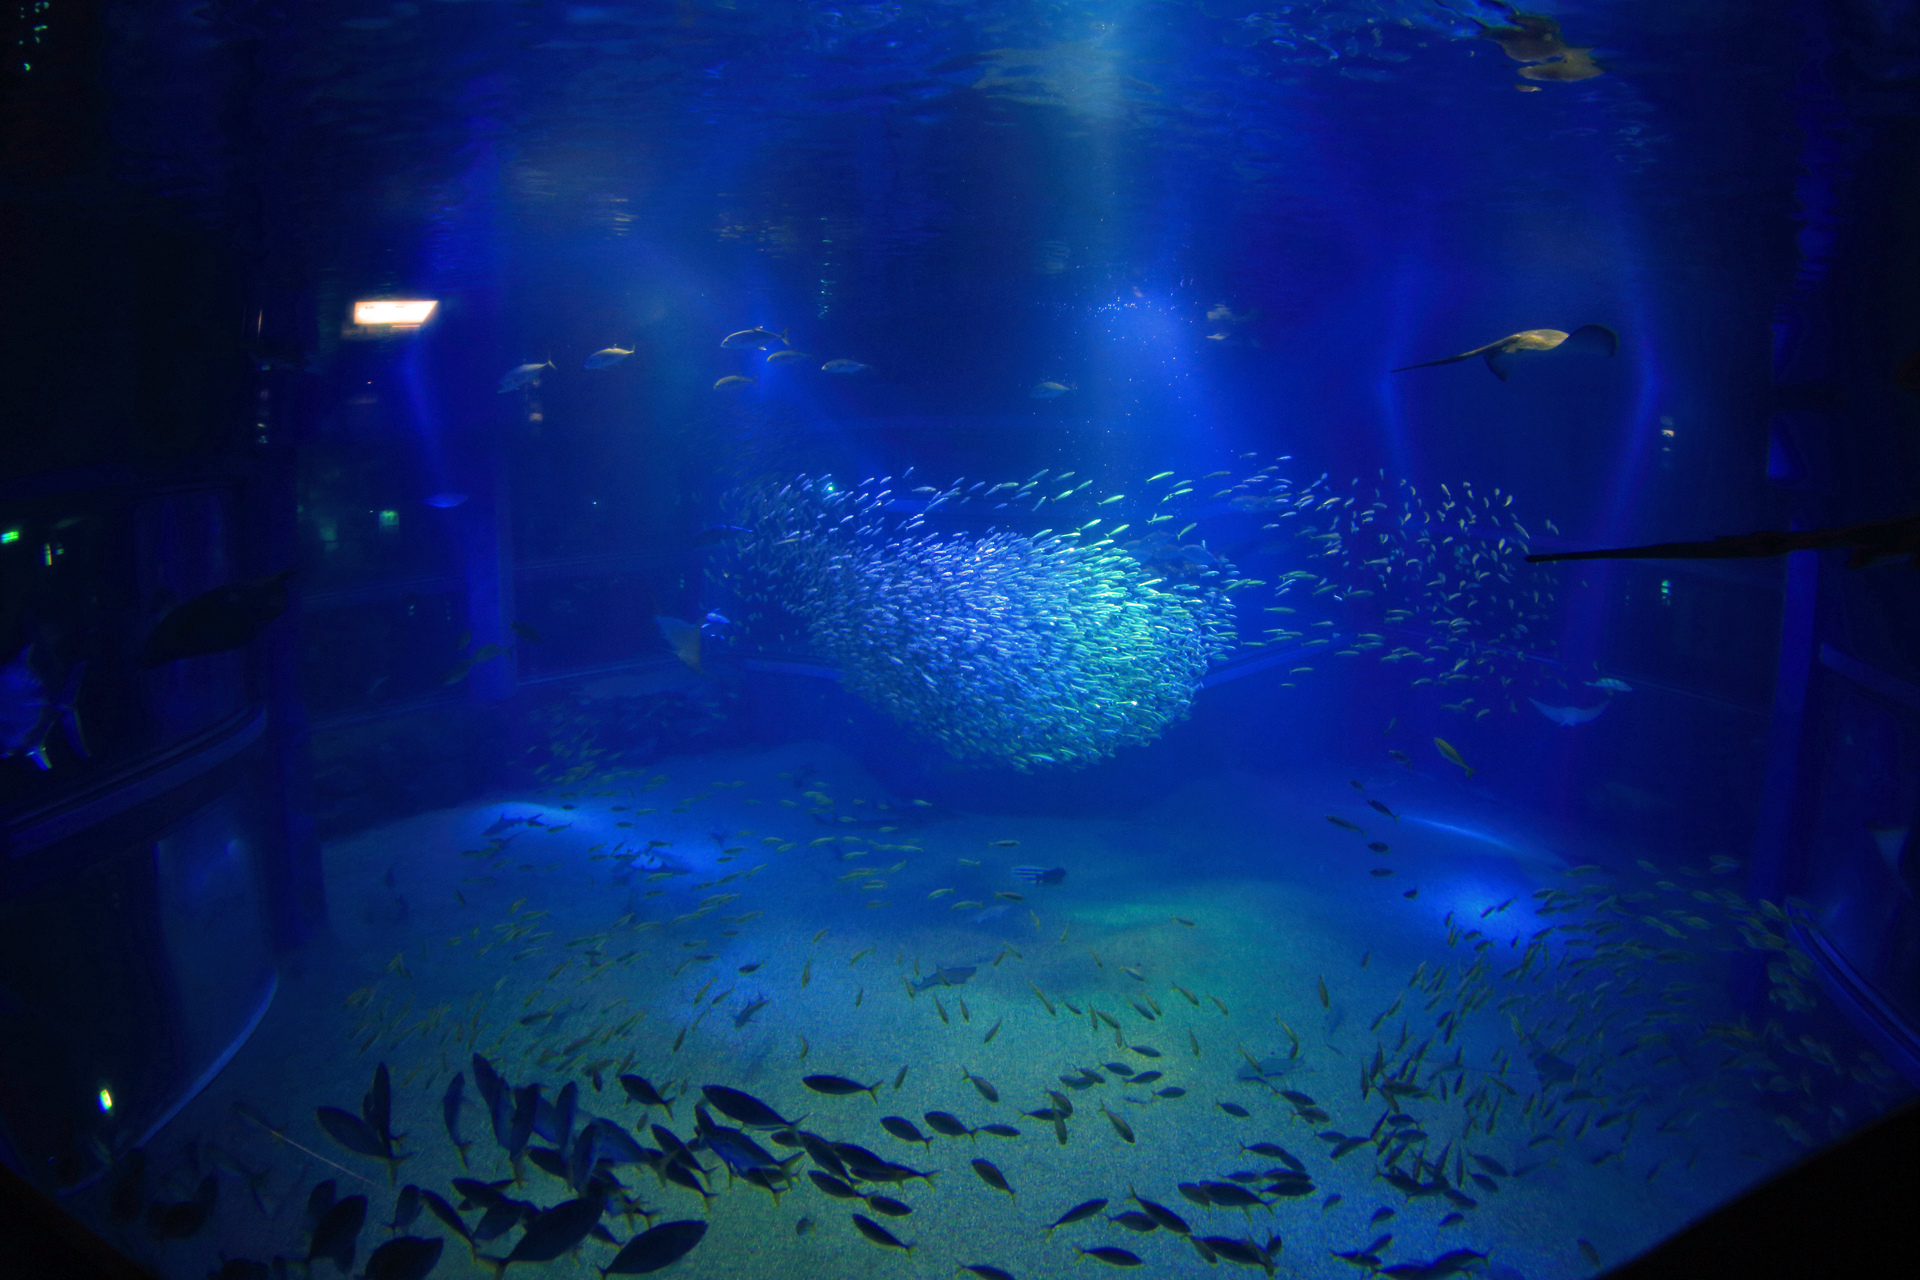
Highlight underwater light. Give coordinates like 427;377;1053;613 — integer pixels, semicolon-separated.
97;1088;112;1113
0;529;17;544
353;299;437;326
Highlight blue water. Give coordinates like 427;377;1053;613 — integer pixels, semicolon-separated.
22;2;1918;1278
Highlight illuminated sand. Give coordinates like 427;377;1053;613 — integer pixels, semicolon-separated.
89;743;1874;1280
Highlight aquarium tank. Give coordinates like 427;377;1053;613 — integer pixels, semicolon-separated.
1;1;1917;1278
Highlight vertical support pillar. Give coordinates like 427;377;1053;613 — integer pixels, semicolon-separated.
254;295;326;949
1740;545;1821;1007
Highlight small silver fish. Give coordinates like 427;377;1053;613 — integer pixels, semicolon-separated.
821;359;870;373
583;346;635;369
497;359;554;392
721;327;788;349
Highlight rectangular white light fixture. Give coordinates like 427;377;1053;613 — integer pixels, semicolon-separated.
353;299;437;325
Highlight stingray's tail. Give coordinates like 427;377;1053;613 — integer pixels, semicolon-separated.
1389;354;1470;373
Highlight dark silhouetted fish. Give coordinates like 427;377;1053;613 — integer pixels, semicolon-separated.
499;1192;605;1264
603;1219;708;1274
316;1107;388;1165
809;1171;860;1199
912;966;977;992
865;1193;912;1217
797;1131;850;1178
525;1148;570;1182
1197;1236;1273;1271
1046;1198;1108;1237
418;1188;472;1244
308;1194;367;1274
880;1116;931;1147
1130;1190;1190;1234
693;1108;793;1182
852;1213;913;1251
509;1085;541;1161
971;1158;1014;1197
803;1074;881;1100
1077;1246;1143;1266
962;1069;999;1103
443;1073;472;1168
390;1184;422;1233
701;1085;798;1130
619;1075;674;1116
1528;1047;1577;1084
141;570;295;666
923;1112;973;1138
363;1236;443;1280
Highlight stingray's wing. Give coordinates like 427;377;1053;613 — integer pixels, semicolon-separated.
1558;324;1619;358
1484;349;1516;381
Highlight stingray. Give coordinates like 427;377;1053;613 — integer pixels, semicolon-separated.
1529;698;1608;727
1477;4;1605;81
1392;324;1618;381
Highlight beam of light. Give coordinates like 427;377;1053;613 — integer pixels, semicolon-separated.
352;299;438;325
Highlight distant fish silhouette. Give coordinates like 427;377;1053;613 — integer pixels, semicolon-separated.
911;966;977;993
1526;513;1920;570
421;492;467;509
1529;698;1608;727
0;645;86;770
1393;325;1618;381
497;359;554;393
656;616;702;673
141;570;295;666
692;525;751;547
